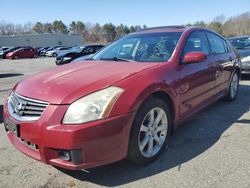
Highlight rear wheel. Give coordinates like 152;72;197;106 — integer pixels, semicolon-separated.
33;54;38;58
128;97;171;165
225;71;239;101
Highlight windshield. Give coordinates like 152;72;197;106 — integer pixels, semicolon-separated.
230;37;250;49
93;32;182;62
70;46;82;53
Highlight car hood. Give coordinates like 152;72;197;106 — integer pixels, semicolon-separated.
15;61;160;104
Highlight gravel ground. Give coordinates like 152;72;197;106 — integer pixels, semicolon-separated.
0;58;250;188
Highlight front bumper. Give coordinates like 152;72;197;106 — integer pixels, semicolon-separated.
3;102;135;170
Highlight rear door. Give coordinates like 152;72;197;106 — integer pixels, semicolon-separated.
179;30;216;118
18;49;25;58
205;32;233;94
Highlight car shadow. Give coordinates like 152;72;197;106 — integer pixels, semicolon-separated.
55;84;250;186
0;105;3;124
0;73;24;79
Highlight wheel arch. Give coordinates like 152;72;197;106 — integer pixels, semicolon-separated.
133;89;177;131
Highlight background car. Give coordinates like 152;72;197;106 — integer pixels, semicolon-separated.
0;47;10;52
55;45;104;65
37;47;49;56
230;35;250;74
45;46;71;57
6;47;38;59
40;46;62;56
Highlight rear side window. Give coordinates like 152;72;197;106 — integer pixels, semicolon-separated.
95;46;103;51
206;32;226;55
83;46;95;53
182;31;210;56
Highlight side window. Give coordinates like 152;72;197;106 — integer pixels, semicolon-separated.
95;46;103;51
206;32;226;55
89;47;95;53
182;31;210;56
83;46;94;53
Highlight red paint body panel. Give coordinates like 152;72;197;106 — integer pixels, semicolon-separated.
3;27;241;169
6;48;38;59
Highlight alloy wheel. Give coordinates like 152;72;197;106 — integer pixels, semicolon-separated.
230;73;239;98
138;107;168;158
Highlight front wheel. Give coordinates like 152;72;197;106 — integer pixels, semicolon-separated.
225;71;239;101
128;97;171;165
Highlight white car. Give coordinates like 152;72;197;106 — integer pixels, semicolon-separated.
46;47;71;57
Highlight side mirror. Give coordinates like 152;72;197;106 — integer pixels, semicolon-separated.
183;52;207;64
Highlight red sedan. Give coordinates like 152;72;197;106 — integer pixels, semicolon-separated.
3;26;241;170
6;47;38;59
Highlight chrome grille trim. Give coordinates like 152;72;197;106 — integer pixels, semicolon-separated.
7;92;49;121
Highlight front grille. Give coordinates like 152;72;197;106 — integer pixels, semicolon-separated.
20;138;39;150
7;92;48;121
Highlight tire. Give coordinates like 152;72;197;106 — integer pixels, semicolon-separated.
14;55;19;59
33;54;38;58
224;71;239;101
52;53;57;57
128;97;172;165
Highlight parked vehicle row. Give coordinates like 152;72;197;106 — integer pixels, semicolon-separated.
55;45;104;65
0;45;103;60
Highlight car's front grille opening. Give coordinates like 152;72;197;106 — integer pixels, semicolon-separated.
20;138;39;150
7;92;49;121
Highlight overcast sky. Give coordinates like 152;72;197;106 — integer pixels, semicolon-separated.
1;0;250;26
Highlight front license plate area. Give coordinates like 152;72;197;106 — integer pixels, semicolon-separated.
4;118;20;137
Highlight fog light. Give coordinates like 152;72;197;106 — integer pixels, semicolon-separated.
58;150;71;161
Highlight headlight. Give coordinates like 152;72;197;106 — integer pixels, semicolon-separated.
63;87;124;124
241;56;250;62
63;57;72;61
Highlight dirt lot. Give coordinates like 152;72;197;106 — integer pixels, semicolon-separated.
0;58;250;188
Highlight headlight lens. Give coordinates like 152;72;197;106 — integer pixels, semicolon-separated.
63;87;124;124
241;56;250;62
63;57;72;61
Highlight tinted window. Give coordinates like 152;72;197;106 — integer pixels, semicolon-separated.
206;32;226;54
83;46;95;53
183;31;209;56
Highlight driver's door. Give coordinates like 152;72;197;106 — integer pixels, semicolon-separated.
179;30;216;119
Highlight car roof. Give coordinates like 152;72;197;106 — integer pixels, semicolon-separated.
135;26;188;33
230;35;250;39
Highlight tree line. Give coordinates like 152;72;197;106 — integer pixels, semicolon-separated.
0;20;146;44
186;12;250;37
0;11;249;44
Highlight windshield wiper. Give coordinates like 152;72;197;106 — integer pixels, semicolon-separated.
100;57;133;62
